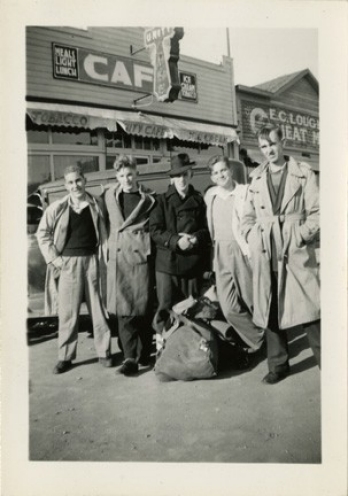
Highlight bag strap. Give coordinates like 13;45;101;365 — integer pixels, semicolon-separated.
173;313;215;342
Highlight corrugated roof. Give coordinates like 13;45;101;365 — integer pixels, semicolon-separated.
253;70;306;93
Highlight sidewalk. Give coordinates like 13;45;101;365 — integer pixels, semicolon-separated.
29;324;321;463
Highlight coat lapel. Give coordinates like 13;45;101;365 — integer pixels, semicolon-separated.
280;158;304;213
258;170;273;213
114;185;155;231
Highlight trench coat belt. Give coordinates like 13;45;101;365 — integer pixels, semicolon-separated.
259;213;305;261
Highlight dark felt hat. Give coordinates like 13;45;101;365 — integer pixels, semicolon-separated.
168;153;196;177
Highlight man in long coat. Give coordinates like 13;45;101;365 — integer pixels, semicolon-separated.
241;124;320;384
104;155;156;376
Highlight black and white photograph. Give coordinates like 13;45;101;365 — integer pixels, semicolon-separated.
1;1;347;496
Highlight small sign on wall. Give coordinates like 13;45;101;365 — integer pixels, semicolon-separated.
179;72;197;102
53;44;78;80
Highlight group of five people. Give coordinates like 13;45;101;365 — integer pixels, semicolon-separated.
37;124;321;384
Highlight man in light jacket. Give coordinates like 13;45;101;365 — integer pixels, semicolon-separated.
205;156;264;354
37;165;112;374
241;124;320;384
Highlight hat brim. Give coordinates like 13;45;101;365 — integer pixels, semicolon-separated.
168;164;194;177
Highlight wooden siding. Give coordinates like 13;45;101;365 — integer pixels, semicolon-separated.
26;27;236;126
236;79;319;155
274;77;319;114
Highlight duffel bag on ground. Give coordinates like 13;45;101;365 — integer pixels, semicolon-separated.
154;313;218;382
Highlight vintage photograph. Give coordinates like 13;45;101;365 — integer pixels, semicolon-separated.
27;25;321;462
1;2;347;495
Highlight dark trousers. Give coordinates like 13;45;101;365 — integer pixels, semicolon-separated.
267;271;321;373
153;271;201;333
117;316;153;362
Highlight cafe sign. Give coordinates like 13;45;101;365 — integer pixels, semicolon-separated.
53;43;154;94
144;27;184;102
241;100;319;150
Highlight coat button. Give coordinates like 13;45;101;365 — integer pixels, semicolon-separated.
261;206;265;209
262;250;266;253
117;248;121;252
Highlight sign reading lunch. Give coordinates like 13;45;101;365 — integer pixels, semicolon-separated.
144;27;184;103
241;100;319;150
53;44;154;93
53;44;78;79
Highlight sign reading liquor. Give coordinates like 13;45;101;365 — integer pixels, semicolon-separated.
179;72;197;102
52;43;154;94
241;100;319;150
144;27;184;102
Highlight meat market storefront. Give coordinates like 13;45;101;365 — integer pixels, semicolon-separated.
236;69;319;178
26;27;239;195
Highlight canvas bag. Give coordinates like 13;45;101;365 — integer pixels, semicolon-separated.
154;312;218;382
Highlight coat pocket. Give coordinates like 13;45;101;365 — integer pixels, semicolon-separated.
118;231;151;265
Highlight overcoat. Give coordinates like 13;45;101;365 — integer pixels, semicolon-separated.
36;193;108;315
149;184;210;277
104;183;156;316
241;156;320;329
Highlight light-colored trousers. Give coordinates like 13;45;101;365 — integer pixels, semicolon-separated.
214;240;264;351
58;255;111;361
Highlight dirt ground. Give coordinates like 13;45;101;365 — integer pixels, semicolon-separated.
28;320;321;464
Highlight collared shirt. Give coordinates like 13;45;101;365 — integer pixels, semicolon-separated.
214;183;238;200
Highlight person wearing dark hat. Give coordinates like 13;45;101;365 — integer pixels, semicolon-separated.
149;153;211;341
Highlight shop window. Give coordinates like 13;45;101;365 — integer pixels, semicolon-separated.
106;155;118;170
53;156;99;179
27;130;49;144
105;131;132;149
28;155;51;194
134;136;160;151
52;129;98;145
134;157;149;165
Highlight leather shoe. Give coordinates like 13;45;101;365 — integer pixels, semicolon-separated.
99;357;113;368
53;360;72;374
262;369;289;385
119;359;138;376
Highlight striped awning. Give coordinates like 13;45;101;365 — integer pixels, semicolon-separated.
26;102;239;147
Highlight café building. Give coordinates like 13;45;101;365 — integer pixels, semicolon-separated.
235;69;319;178
26;26;239;194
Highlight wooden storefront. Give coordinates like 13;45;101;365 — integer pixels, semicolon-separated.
236;69;319;179
26;27;239;195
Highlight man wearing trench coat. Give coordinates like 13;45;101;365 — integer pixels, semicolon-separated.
103;155;156;376
241;124;320;384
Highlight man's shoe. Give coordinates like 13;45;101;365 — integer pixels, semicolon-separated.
262;369;289;385
53;360;72;374
99;357;113;368
138;355;152;367
118;359;138;376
